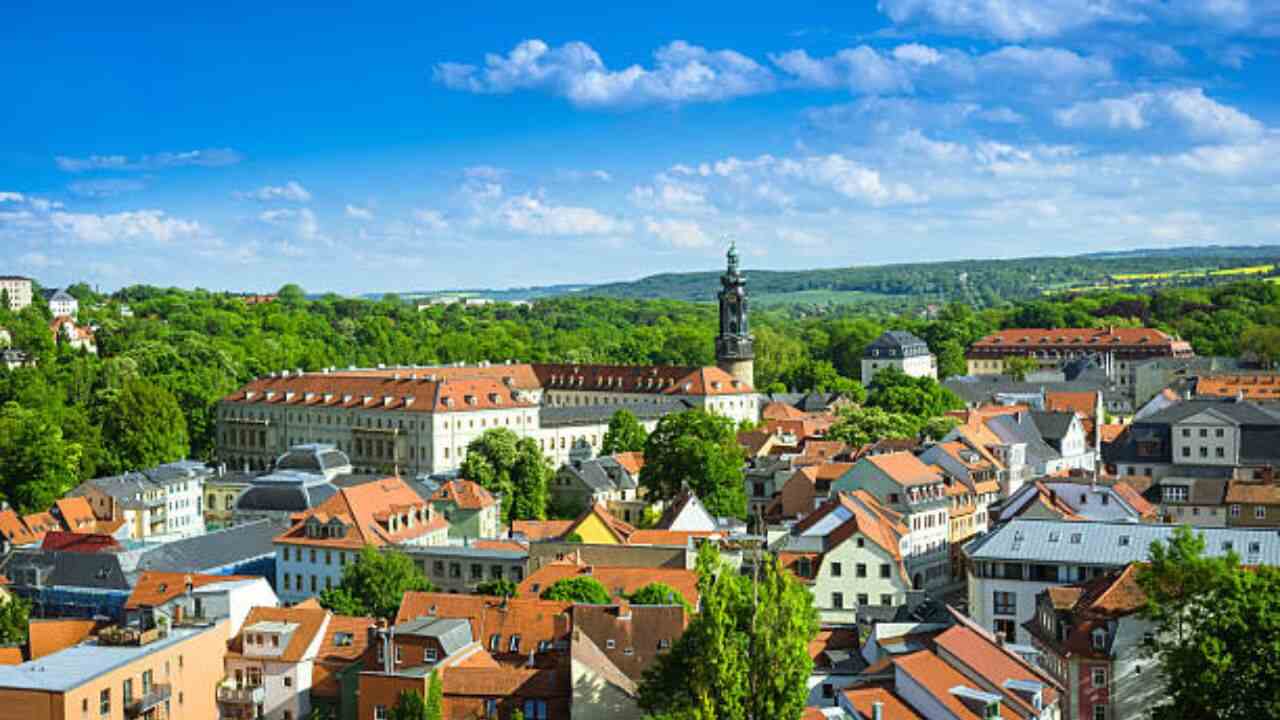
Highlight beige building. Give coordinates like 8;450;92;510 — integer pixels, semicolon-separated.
0;276;32;312
0;620;229;720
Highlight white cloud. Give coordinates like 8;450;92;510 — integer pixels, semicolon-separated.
776;228;827;247
774;154;925;205
17;252;61;269
876;0;1142;40
771;47;913;94
436;39;775;107
591;170;612;182
345;204;374;221
413;209;450;231
237;181;312;203
464;165;509;181
50;209;205;244
56;148;243;172
646;218;711;249
1056;88;1263;142
0;192;24;203
892;43;943;65
259;208;323;242
629;178;715;214
501;195;629;236
68;179;147;198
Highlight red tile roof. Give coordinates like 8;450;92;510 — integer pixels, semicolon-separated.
431;479;496;510
230;605;330;663
313;614;377;698
969;327;1184;350
512;520;574;541
611;452;645;476
865;452;944;487
224;372;537;414
933;622;1060;713
275;476;448;549
843;684;924;720
53;497;98;532
626;529;718;546
28;619;101;659
396;593;573;660
1197;374;1280;400
532;363;754;395
1225;480;1280;505
125;572;258;609
893;650;1014;720
40;532;123;554
0;511;39;546
517;558;699;607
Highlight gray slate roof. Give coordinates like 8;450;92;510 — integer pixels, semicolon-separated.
236;482;337;513
945;376;1120;407
134;519;287;573
0;549;132;591
986;413;1061;467
1138;398;1280;426
1030;411;1075;442
964;519;1280;566
390;617;473;656
560;456;638;493
864;330;930;358
540;399;690;427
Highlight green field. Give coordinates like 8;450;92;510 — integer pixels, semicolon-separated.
753;289;913;308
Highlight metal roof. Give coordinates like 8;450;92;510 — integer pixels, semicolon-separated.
390;616;473;656
539;399;690;428
964;519;1280;566
135;519;286;573
0;624;221;692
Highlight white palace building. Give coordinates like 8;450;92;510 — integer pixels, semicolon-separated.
216;246;759;476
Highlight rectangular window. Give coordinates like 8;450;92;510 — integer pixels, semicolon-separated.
831;592;844;609
879;564;891;578
100;689;110;716
1094;705;1107;720
1257;506;1267;519
1093;668;1107;687
880;594;893;606
856;563;867;578
375;706;388;720
994;619;1016;643
857;593;869;606
993;591;1016;615
830;562;842;577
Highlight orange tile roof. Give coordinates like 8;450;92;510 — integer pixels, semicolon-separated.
40;532;123;553
970;327;1181;349
53;497;98;532
431;479;496;510
0;647;23;666
567;503;635;543
933;623;1060;713
893;650;1014;720
809;627;860;664
1110;482;1157;517
126;572;258;609
1197;374;1280;400
627;529;718;546
512;520;574;541
275;476;448;549
866;452;944;487
1225;481;1280;505
572;604;687;683
224;372;537;414
762;402;809;421
791;491;909;582
232;605;330;663
611;451;645;476
313;614;377;698
21;512;59;538
1045;391;1100;419
396;593;573;658
843;684;924;720
0;511;39;546
27;619;101;659
517;559;699;607
473;539;528;552
1098;423;1126;444
441;662;570;698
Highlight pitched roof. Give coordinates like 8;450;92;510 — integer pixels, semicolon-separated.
125;572;258;609
312;614;377;698
135;519;286;573
1098;423;1126;444
532;362;753;395
230;605;330;663
396;593;573;657
933;621;1060;712
1197;374;1280;401
52;498;98;533
970;327;1181;349
39;532;123;554
568;503;635;543
512;520;575;541
517;558;699;607
1045;391;1099;419
441;662;570;698
762;402;810;421
430;479;496;510
224;372;537;414
27;619;100;660
843;684;924;720
865;452;944;487
611;452;645;476
571;604;686;683
1225;481;1280;505
893;650;1013;720
626;529;718;546
275;476;448;549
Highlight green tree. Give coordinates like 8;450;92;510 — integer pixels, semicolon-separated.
390;689;427;720
461;429;551;524
0;403;82;513
1138;526;1280;720
1241;324;1280;369
628;582;691;612
826;406;920;447
540;576;612;604
641;410;747;520
865;367;963;418
1002;355;1039;382
935;338;967;379
426;671;443;720
602;409;648;455
921;416;960;441
100;379;188;473
474;578;518;598
0;595;31;645
638;544;817;720
319;546;436;620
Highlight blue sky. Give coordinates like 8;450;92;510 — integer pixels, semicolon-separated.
3;1;1279;294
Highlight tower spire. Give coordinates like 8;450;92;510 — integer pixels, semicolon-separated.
715;236;754;388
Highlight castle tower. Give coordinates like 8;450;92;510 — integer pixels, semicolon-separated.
715;241;755;388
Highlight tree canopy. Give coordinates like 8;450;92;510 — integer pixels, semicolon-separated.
865;367;963;418
100;378;189;473
627;582;692;612
601;409;648;455
461;428;551;524
474;578;518;598
0;596;31;646
319;546;435;620
1138;526;1280;720
641;410;747;520
540;576;612;604
639;544;818;720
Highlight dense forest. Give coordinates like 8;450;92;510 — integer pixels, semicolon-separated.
1;276;1279;514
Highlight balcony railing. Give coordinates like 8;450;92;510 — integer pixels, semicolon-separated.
217;684;265;705
125;684;171;718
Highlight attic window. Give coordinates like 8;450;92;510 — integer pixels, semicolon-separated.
1047;532;1060;543
509;635;521;653
1070;533;1083;544
489;393;501;404
334;632;353;647
1118;535;1130;547
1222;541;1234;552
465;395;477;406
489;634;501;651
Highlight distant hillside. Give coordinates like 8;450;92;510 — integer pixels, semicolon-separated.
366;244;1280;310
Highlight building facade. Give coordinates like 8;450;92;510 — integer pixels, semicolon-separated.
861;330;937;385
0;276;32;312
966;327;1194;384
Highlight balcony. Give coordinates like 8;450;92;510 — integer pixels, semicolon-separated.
217;684;265;705
125;684;171;718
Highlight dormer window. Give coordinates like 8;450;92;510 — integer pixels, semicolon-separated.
1092;628;1107;651
509;634;521;652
